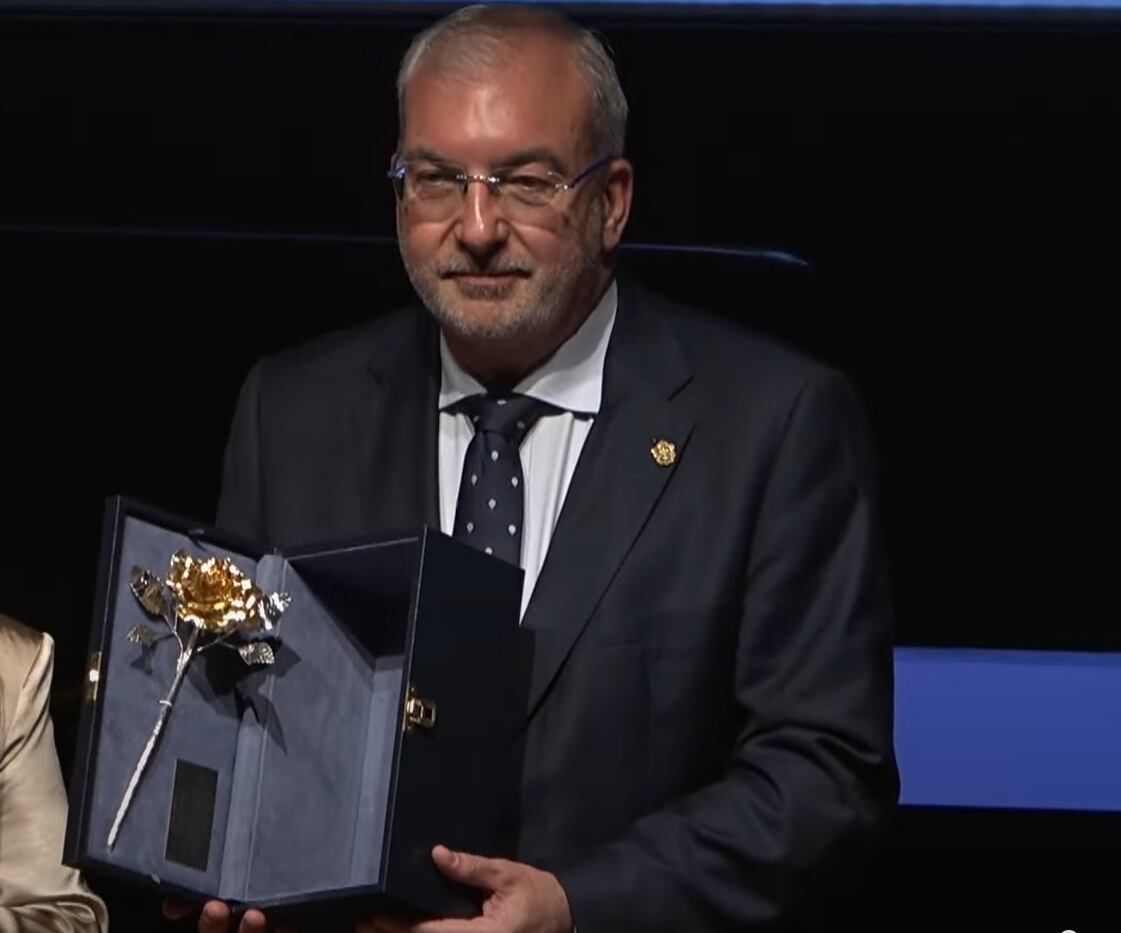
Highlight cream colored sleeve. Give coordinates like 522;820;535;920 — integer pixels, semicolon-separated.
0;630;109;933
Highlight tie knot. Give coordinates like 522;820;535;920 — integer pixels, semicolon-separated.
453;393;556;445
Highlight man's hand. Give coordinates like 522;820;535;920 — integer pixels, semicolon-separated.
162;898;294;933
357;845;573;933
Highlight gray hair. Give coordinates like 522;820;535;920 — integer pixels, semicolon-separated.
396;3;628;159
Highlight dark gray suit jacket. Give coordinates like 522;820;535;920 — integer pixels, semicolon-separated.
215;275;898;932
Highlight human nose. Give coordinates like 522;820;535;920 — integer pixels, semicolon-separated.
454;176;509;254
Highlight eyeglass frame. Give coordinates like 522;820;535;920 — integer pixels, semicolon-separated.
387;155;613;211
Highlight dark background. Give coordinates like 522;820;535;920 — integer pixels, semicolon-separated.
1;1;1119;929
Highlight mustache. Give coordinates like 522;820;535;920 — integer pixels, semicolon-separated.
437;260;532;277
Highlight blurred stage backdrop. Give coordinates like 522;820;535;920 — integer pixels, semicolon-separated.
1;0;1119;929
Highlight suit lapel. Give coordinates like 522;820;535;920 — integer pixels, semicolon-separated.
346;287;694;720
521;280;695;719
351;309;441;536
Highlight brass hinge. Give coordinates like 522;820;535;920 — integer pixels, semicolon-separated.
85;651;102;703
403;683;437;733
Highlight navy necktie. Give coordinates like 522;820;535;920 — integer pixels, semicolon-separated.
450;393;556;566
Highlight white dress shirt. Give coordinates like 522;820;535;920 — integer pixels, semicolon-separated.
438;281;617;621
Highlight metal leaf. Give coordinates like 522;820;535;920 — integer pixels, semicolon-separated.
257;592;292;631
129;567;167;617
239;642;276;666
127;625;159;647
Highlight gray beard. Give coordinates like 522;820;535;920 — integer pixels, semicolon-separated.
402;247;602;346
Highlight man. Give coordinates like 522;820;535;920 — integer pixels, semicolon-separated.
0;614;110;933
171;4;898;931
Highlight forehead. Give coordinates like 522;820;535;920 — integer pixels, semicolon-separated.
400;33;593;168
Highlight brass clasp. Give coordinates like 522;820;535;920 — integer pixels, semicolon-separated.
85;651;102;703
404;683;437;733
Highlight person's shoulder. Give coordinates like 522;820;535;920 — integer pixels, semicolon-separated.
0;614;52;737
0;613;49;673
625;279;843;396
247;306;422;389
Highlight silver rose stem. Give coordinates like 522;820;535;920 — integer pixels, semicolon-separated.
107;624;200;849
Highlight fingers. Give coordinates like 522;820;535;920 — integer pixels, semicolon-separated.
163;898;195;921
198;901;232;933
430;845;507;890
237;909;269;933
161;899;230;932
159;898;273;933
409;920;488;933
357;919;480;933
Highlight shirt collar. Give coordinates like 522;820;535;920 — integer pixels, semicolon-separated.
438;279;617;416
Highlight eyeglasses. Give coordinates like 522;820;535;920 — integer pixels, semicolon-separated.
388;156;611;222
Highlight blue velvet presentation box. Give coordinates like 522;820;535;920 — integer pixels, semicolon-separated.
64;496;526;923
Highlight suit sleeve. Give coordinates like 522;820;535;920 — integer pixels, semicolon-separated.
0;634;109;933
555;370;899;932
215;361;268;542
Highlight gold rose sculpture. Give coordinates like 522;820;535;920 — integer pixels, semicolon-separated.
107;550;291;849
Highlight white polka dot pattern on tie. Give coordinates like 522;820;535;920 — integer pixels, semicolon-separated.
450;392;558;566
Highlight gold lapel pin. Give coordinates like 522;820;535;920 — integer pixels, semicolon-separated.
650;439;676;467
